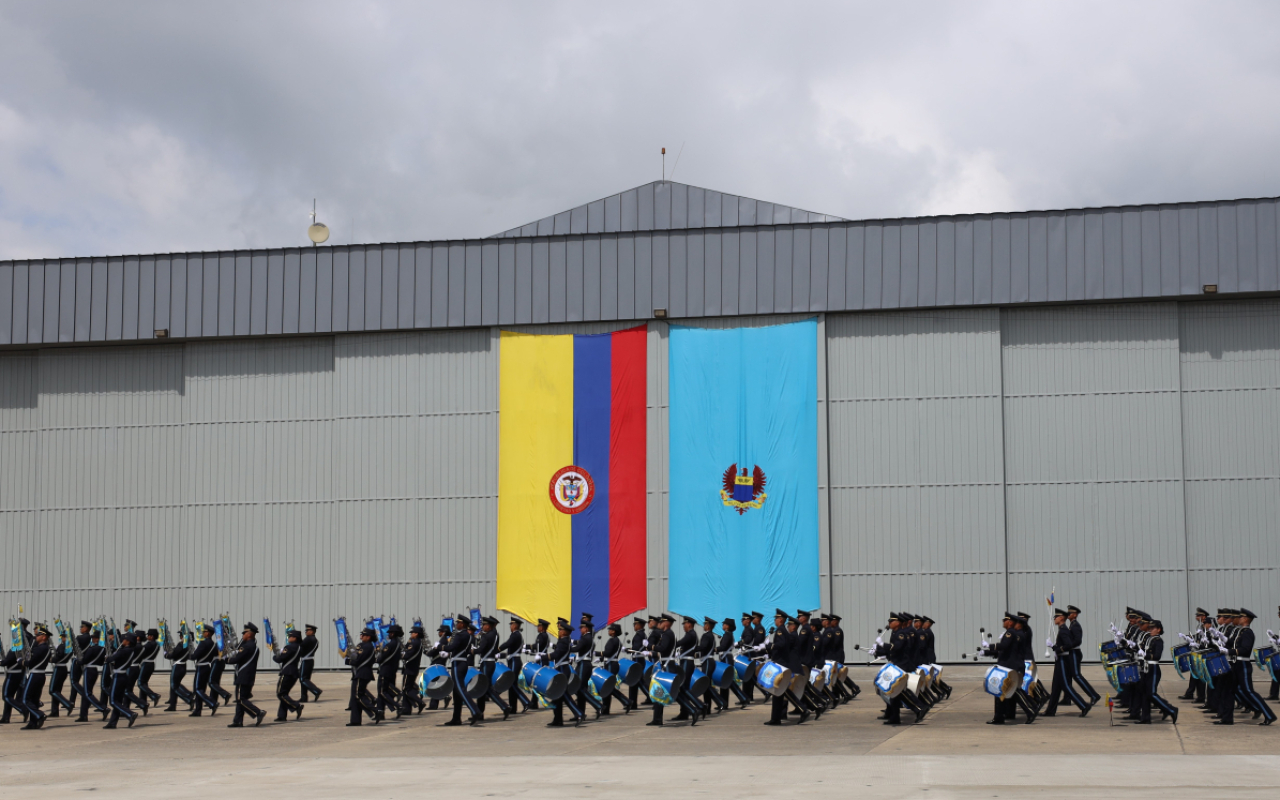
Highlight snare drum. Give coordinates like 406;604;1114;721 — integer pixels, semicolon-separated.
1171;644;1193;679
588;667;617;701
983;665;1017;699
419;664;453;700
1113;661;1140;686
616;658;645;688
1203;650;1230;678
755;661;793;696
734;654;757;684
648;670;685;705
490;662;516;695
874;663;907;699
1254;647;1276;671
530;665;567;702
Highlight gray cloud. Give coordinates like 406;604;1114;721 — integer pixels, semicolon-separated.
2;1;1279;260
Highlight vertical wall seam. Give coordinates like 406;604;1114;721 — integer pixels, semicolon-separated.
997;308;1012;609
1175;302;1193;615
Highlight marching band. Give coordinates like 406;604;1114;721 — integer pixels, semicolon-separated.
2;604;1277;732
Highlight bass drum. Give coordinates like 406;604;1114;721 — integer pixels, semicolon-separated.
519;661;540;693
983;665;1017;700
874;663;907;699
1021;661;1038;693
687;669;712;698
755;661;792;696
418;664;453;700
531;666;567;702
490;662;516;695
809;666;827;692
588;667;617;701
616;658;645;688
710;660;734;689
648;670;685;706
464;667;490;700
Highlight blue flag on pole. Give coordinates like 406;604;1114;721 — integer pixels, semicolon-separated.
668;319;820;621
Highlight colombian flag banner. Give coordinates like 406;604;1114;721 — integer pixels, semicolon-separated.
496;325;647;629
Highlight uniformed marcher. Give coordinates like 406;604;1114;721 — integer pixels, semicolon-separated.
645;614;677;727
717;618;746;708
572;615;600;718
1271;605;1280;702
69;621;93;715
136;629;163;707
1181;608;1214;705
344;627;377;726
543;618;585;727
425;624;452;710
697;617;725;713
225;622;264;727
669;616;703;724
75;630;108;722
1065;606;1101;705
189;625;220;716
1042;609;1089;717
375;623;404;721
164;629;192;712
443;616;481;726
273;628;304;721
476;616;511;721
919;617;944;699
209;637;233;705
764;609;807;725
19;625;53;729
599;623;631;715
2;620;29;725
298;624;323;703
738;612;758;702
103;632;139;729
1127;618;1177;724
626;617;650;708
497;618;528;712
48;627;74;718
399;621;427;715
984;612;1035;725
1220;608;1275;725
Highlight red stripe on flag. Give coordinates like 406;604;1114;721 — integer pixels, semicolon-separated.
608;325;647;619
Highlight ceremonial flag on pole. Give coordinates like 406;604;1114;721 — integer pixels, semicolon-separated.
496;325;647;629
668;319;821;621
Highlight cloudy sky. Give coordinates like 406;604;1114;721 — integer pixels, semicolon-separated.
1;1;1278;260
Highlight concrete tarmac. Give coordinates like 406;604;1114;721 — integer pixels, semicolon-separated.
3;665;1277;798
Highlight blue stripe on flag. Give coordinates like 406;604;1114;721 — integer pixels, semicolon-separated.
571;334;612;632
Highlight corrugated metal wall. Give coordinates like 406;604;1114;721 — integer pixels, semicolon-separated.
3;197;1278;349
3;301;1279;666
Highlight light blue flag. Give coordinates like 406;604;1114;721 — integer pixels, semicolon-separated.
668;319;820;621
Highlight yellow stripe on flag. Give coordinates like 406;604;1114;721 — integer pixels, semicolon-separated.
496;330;574;624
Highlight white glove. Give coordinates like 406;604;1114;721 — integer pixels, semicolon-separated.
641;639;649;647
1218;646;1228;655
1046;638;1054;648
1137;649;1146;660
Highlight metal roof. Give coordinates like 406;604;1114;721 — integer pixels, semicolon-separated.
489;180;847;238
1;188;1278;348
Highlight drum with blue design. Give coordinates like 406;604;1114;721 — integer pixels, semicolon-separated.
755;661;792;696
648;670;685;705
873;663;907;699
983;665;1017;699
